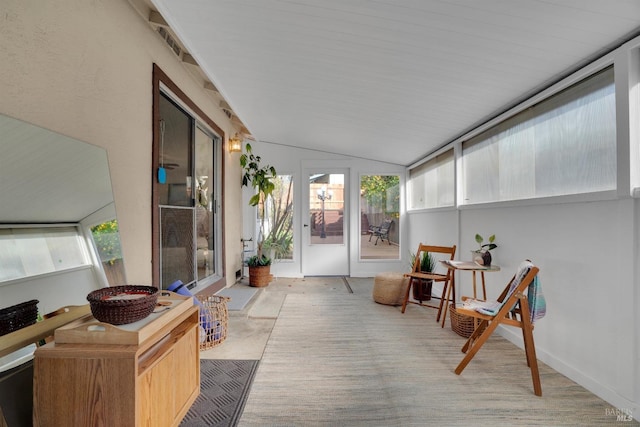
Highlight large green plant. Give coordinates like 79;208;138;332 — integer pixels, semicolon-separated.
409;250;436;272
240;143;277;266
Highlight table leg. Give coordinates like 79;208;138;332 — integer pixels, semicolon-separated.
440;272;455;328
480;272;487;300
472;272;477;299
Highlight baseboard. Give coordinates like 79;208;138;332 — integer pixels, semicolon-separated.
498;326;638;415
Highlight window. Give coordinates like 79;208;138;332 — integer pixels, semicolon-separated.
90;219;125;286
409;149;455;209
462;67;616;204
157;93;221;290
360;174;400;260
0;227;89;283
263;175;294;261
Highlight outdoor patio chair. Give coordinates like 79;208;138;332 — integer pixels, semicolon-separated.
454;260;545;396
368;219;393;245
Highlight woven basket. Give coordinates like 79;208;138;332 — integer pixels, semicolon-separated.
197;295;229;350
0;300;39;336
248;265;272;287
449;304;485;338
372;273;408;306
87;285;159;325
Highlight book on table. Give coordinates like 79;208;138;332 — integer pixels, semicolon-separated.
441;260;489;270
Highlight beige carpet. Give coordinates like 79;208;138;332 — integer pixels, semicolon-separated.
239;287;635;426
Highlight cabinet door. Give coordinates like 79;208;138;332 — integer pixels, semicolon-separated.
173;325;199;419
138;350;175;427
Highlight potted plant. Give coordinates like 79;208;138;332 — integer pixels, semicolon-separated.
240;143;277;287
408;250;436;302
472;234;497;266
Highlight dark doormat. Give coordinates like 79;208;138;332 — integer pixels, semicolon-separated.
181;359;259;427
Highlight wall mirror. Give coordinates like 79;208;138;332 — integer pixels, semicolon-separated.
0;113;125;288
0;114;125;425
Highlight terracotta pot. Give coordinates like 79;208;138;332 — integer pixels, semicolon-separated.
248;265;272;287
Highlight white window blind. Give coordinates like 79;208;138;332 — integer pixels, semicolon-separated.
462;67;616;204
409;149;454;209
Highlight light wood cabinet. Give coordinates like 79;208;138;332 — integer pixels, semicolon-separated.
33;303;199;427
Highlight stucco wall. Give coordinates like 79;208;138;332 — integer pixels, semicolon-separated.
0;0;243;286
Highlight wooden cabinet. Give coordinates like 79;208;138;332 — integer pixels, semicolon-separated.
33;300;199;427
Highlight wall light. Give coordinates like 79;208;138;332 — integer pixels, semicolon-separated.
228;133;243;153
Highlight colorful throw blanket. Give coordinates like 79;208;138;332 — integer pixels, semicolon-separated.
527;274;546;322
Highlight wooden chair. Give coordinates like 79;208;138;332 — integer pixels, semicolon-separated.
454;261;543;396
368;219;393;245
401;244;456;323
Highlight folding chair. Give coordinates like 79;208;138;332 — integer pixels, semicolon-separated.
454;260;544;396
401;244;456;323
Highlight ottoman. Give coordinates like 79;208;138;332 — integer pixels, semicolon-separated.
373;272;409;306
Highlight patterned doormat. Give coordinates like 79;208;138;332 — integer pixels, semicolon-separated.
180;359;259;427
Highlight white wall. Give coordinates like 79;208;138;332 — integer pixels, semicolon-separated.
240;141;407;278
409;197;639;413
0;0;243;288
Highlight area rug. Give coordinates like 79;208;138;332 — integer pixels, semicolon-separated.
180;359;258;427
216;286;259;311
239;293;626;426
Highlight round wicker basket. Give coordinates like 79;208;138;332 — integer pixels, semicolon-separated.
450;304;486;338
197;295;230;350
87;285;159;325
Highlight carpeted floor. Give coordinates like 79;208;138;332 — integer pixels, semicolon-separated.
239;291;636;426
181;359;258;427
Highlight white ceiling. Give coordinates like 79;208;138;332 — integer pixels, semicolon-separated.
151;0;640;166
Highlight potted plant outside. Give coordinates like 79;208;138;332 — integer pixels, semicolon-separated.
240;143;277;287
409;250;436;302
472;234;497;266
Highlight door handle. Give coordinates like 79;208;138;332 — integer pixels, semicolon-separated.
303;224;309;227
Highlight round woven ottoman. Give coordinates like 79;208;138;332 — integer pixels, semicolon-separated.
373;272;409;306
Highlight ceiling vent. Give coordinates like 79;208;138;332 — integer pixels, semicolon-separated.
156;27;181;57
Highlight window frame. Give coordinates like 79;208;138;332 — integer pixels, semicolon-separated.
152;64;226;291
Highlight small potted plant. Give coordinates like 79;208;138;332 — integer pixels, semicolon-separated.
240;143;277;286
408;250;436;302
472;234;497;266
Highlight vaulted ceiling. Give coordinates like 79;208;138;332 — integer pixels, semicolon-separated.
150;0;640;166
